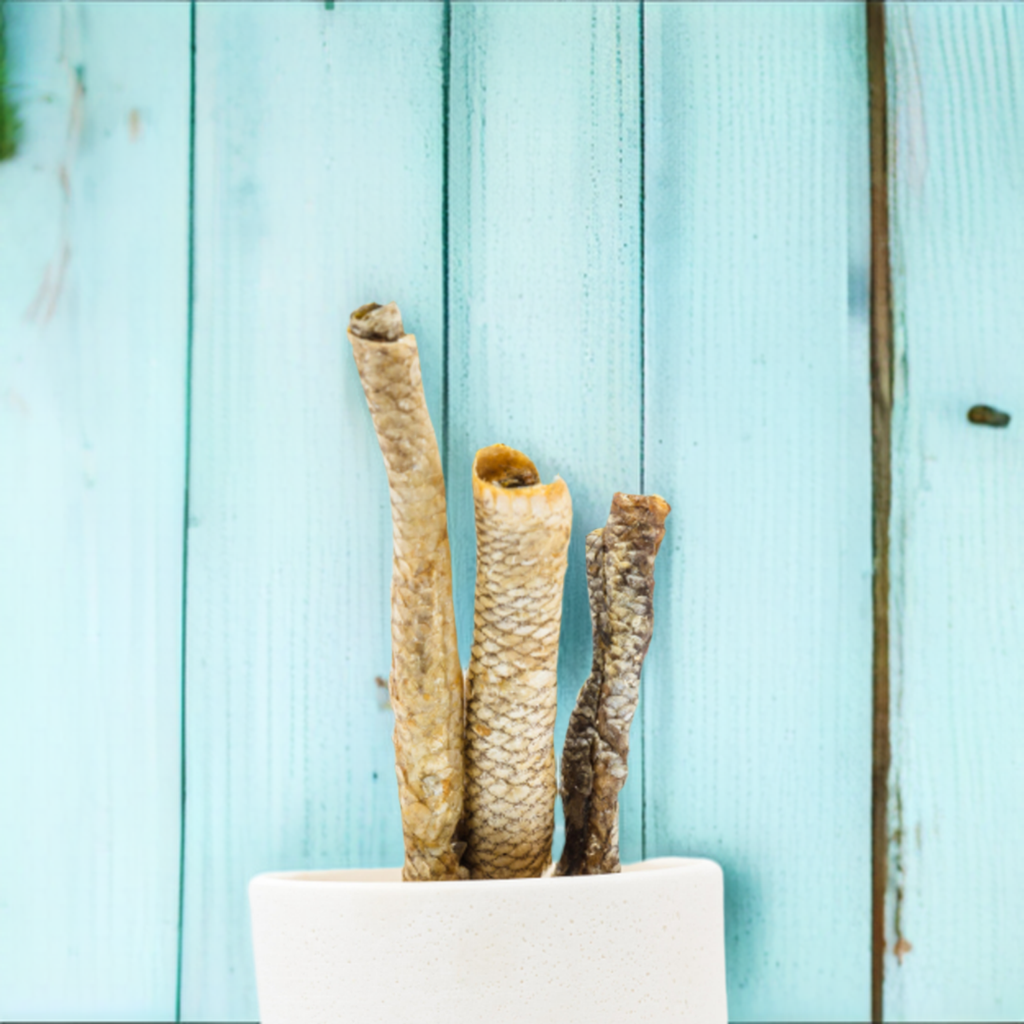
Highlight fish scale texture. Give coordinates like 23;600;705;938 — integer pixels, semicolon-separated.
556;531;606;875
558;493;669;876
465;447;572;879
349;325;464;882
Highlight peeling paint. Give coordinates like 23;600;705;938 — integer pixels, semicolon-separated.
375;675;391;711
25;18;85;327
891;778;910;969
895;6;929;192
25;241;71;324
4;389;30;417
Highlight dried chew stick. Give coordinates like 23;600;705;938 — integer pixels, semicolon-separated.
555;529;606;876
464;444;572;878
348;302;465;881
556;492;670;876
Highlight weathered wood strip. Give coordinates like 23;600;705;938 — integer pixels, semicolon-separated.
884;7;1024;1019
867;4;895;1017
446;2;643;865
642;6;873;1018
179;4;444;1017
0;3;190;1016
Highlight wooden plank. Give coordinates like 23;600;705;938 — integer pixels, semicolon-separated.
179;4;444;1018
446;2;642;864
883;7;1024;1019
642;6;873;1019
0;3;190;1018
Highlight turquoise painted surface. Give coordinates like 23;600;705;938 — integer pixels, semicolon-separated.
885;6;1024;1020
446;0;644;868
643;5;872;1019
0;2;190;1018
0;2;1021;1020
179;4;443;1019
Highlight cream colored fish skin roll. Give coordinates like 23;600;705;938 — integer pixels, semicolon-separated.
464;445;572;879
348;302;465;882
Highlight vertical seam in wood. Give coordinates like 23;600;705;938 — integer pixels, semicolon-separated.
867;3;894;1020
638;0;647;863
174;4;197;1019
441;0;451;476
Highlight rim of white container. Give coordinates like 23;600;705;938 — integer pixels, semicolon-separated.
250;855;720;893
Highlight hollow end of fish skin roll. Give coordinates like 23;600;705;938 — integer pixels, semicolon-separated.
610;492;671;522
348;301;406;342
473;444;543;490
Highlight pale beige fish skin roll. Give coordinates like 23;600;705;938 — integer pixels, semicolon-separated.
464;444;572;879
557;492;670;876
348;302;465;882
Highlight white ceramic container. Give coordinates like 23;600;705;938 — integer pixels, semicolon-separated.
250;856;727;1023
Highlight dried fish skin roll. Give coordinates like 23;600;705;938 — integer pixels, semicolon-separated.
464;444;572;879
557;492;670;876
348;302;464;882
555;528;606;878
587;493;669;874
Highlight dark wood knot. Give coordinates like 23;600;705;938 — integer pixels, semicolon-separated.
967;405;1011;428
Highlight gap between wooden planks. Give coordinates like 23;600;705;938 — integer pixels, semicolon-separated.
867;3;894;1022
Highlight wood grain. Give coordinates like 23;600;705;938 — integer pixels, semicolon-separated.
178;4;444;1018
642;6;873;1018
884;7;1024;1019
0;4;190;1017
446;1;643;867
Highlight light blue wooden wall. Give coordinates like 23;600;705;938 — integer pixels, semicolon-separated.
643;7;872;1018
0;4;189;1018
0;3;1020;1021
884;7;1024;1020
178;6;443;1016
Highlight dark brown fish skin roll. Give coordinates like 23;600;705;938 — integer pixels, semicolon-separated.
557;492;670;876
348;301;465;882
555;528;606;877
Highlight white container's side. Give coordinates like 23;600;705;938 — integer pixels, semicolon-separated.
643;6;873;1019
0;3;190;1018
180;4;445;1019
885;7;1024;1020
250;859;727;1024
